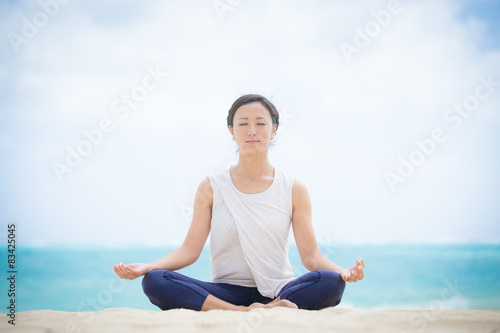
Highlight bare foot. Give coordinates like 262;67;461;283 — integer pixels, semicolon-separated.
248;299;298;311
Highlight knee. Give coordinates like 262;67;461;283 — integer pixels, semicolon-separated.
142;270;169;296
318;270;346;306
318;270;344;286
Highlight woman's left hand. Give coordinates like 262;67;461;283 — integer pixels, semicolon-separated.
341;257;365;282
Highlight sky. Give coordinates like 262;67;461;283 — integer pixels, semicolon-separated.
0;0;499;246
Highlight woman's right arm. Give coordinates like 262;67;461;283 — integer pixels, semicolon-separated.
113;177;213;280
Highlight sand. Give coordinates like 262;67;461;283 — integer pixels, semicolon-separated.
1;307;499;333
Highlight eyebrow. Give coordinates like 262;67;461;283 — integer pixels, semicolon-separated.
236;117;267;120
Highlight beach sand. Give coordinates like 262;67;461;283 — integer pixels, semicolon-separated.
1;307;499;333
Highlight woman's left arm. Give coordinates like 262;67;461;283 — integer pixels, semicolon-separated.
291;179;365;282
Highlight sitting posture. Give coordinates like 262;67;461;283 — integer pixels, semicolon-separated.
113;94;365;311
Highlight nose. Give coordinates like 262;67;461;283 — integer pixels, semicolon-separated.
248;124;257;136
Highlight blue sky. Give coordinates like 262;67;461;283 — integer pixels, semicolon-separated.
458;0;500;51
0;0;499;246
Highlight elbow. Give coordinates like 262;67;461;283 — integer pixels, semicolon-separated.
180;244;201;265
301;251;321;272
188;253;200;266
301;261;313;272
302;258;317;272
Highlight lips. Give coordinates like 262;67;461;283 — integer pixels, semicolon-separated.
246;140;260;143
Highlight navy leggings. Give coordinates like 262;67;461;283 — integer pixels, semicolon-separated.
142;270;346;311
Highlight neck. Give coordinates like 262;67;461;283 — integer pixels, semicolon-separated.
232;153;274;179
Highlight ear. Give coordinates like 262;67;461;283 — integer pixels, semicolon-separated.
271;124;277;139
228;125;235;139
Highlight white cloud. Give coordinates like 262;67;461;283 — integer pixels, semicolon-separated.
0;0;499;245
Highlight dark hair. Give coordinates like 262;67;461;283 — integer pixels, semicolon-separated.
227;94;279;130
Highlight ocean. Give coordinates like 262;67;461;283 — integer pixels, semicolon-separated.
1;243;499;313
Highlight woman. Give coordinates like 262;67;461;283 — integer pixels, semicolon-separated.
113;94;365;311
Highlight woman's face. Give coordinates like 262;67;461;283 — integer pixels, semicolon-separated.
229;102;277;154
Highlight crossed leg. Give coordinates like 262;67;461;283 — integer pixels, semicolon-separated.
142;270;297;311
201;294;297;311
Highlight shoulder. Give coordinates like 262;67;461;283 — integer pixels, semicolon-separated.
200;177;213;192
292;178;311;209
194;177;213;208
276;168;306;197
277;168;296;188
292;178;309;196
206;169;228;186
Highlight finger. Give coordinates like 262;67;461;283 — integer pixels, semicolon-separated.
114;264;123;274
113;265;126;278
357;265;363;276
359;257;365;268
356;265;364;281
117;264;129;277
117;269;127;278
122;264;138;279
356;257;363;269
119;263;130;274
120;265;134;278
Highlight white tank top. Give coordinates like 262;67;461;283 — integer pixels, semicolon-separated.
208;167;296;298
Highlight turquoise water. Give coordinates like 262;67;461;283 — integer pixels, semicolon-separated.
1;244;499;313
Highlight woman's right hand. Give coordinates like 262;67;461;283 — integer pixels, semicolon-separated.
112;262;152;280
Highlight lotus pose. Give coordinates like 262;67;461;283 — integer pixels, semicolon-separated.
113;94;365;311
